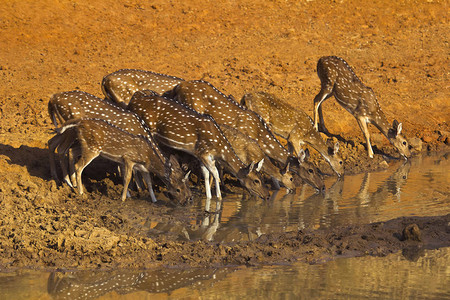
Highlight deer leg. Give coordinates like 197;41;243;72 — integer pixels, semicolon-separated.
313;86;333;134
140;171;157;203
201;165;212;212
74;151;98;196
121;161;135;202
58;138;77;189
48;134;63;184
356;117;374;158
68;146;80;188
210;165;222;200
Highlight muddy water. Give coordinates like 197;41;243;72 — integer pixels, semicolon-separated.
156;152;449;242
1;152;449;299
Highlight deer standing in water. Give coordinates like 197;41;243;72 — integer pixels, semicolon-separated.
219;124;301;191
47;91;191;204
240;92;344;177
55;118;191;203
166;80;325;192
101;69;185;108
127;90;270;211
313;56;411;159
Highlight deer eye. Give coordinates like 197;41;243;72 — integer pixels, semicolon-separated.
290;177;294;181
308;169;314;174
403;141;407;146
339;161;343;165
254;179;260;185
176;188;181;193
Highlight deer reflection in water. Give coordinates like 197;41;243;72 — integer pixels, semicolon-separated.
47;267;232;300
147;161;413;244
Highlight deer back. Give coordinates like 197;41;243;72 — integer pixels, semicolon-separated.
168;81;296;166
317;56;380;117
102;69;185;108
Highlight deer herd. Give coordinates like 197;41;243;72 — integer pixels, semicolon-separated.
47;56;412;210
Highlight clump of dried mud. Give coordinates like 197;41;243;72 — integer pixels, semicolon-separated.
0;0;448;271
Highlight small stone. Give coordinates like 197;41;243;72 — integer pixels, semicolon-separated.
402;224;422;242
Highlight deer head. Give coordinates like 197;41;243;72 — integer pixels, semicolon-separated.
388;120;411;159
163;155;192;205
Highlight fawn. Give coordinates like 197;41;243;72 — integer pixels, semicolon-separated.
313;56;411;159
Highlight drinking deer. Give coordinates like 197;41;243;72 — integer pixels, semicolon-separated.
219;124;301;191
56;118;191;203
101;69;185;108
165;80;325;192
313;56;411;159
47;91;191;204
127;90;270;210
240;92;344;177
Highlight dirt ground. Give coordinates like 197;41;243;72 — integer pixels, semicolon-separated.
0;0;448;271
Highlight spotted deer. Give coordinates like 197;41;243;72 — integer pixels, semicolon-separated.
313;56;411;159
127;90;270;210
219;124;301;191
240;92;344;177
55;118;191;203
48;90;156;186
101;69;185;108
166;80;325;192
47;91;191;204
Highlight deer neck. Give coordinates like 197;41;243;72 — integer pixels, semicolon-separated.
215;135;248;177
368;107;392;139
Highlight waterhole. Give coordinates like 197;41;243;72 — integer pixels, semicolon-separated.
1;152;448;299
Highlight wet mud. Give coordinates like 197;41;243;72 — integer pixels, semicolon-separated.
0;0;449;271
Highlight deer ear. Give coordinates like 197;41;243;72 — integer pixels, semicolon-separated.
298;149;306;163
256;158;264;172
396;122;403;136
333;142;340;155
240;94;248;107
249;161;256;173
280;162;290;175
304;148;310;160
236;163;252;179
182;170;191;183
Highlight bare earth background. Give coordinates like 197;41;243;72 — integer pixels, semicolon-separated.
0;0;448;270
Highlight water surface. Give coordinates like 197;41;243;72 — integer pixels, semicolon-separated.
156;152;449;242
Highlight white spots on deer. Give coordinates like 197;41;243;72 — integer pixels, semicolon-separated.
313;56;411;159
